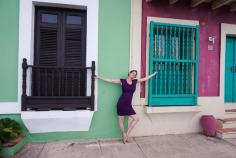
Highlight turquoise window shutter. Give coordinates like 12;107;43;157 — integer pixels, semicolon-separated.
148;21;199;106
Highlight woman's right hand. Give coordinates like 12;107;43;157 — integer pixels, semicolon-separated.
94;75;100;79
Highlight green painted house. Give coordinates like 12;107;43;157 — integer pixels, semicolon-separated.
1;0;236;148
0;0;131;142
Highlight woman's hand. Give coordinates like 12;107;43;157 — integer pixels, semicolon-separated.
94;75;100;80
137;71;157;83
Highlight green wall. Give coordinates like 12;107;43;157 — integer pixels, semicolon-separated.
0;0;131;141
0;0;19;101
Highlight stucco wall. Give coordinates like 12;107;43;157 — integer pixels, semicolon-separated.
129;0;236;137
0;0;131;141
140;0;236;97
0;0;19;101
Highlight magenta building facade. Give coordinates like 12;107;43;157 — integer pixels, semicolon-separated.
140;0;236;97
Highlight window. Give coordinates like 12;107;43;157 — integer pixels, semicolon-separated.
18;0;98;112
34;7;87;97
41;13;58;23
148;21;199;106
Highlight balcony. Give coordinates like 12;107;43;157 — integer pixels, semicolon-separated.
21;58;95;111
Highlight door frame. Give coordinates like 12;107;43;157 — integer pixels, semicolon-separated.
220;23;236;105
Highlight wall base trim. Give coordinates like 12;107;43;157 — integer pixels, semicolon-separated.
145;105;201;114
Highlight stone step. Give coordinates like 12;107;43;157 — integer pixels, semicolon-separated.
216;128;236;139
217;118;236;128
224;109;236;118
225;109;236;112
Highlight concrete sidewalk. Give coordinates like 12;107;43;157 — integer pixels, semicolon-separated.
13;134;236;158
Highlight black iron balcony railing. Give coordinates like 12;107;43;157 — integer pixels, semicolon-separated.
21;58;95;111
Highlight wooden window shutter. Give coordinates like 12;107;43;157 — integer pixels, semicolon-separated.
148;21;199;106
64;12;86;67
64;28;83;66
63;12;87;96
35;8;60;66
34;7;87;97
38;27;58;66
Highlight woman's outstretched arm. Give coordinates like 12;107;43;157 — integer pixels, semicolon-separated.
137;72;157;83
95;75;121;84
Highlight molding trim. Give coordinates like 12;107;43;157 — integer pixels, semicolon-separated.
145;105;201;114
130;0;142;106
220;23;236;106
147;17;199;26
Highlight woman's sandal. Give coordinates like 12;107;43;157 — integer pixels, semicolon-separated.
122;132;127;144
125;137;134;143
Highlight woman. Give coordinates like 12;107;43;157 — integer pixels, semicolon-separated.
95;70;157;143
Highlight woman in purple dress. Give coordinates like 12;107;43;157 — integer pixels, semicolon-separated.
96;70;157;143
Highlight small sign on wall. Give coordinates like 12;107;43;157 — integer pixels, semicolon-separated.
208;36;216;51
208;45;214;51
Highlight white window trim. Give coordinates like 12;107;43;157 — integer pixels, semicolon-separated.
220;23;236;107
11;0;99;114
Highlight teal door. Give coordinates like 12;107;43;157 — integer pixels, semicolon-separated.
225;36;236;102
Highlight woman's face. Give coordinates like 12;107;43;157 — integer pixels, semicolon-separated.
129;71;137;79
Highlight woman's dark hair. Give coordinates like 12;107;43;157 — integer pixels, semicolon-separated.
128;70;138;76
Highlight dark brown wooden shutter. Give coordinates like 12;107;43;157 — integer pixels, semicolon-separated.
34;7;87;97
63;27;86;96
63;12;86;96
39;27;58;66
64;28;83;67
35;8;60;67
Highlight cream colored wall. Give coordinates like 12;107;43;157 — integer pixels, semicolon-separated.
130;0;142;106
130;97;226;136
129;1;236;137
132;106;201;136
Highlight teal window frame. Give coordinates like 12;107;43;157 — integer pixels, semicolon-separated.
148;21;199;106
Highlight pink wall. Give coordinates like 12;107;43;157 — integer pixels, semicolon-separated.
141;0;236;97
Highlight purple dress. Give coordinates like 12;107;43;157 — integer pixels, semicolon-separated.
117;79;137;116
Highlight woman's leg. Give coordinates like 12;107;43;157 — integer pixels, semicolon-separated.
118;116;125;133
118;116;127;143
127;114;139;141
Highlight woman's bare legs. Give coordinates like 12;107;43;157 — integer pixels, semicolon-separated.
126;115;139;142
118;116;127;143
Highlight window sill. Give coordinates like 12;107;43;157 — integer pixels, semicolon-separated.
21;110;94;133
145;105;201;114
